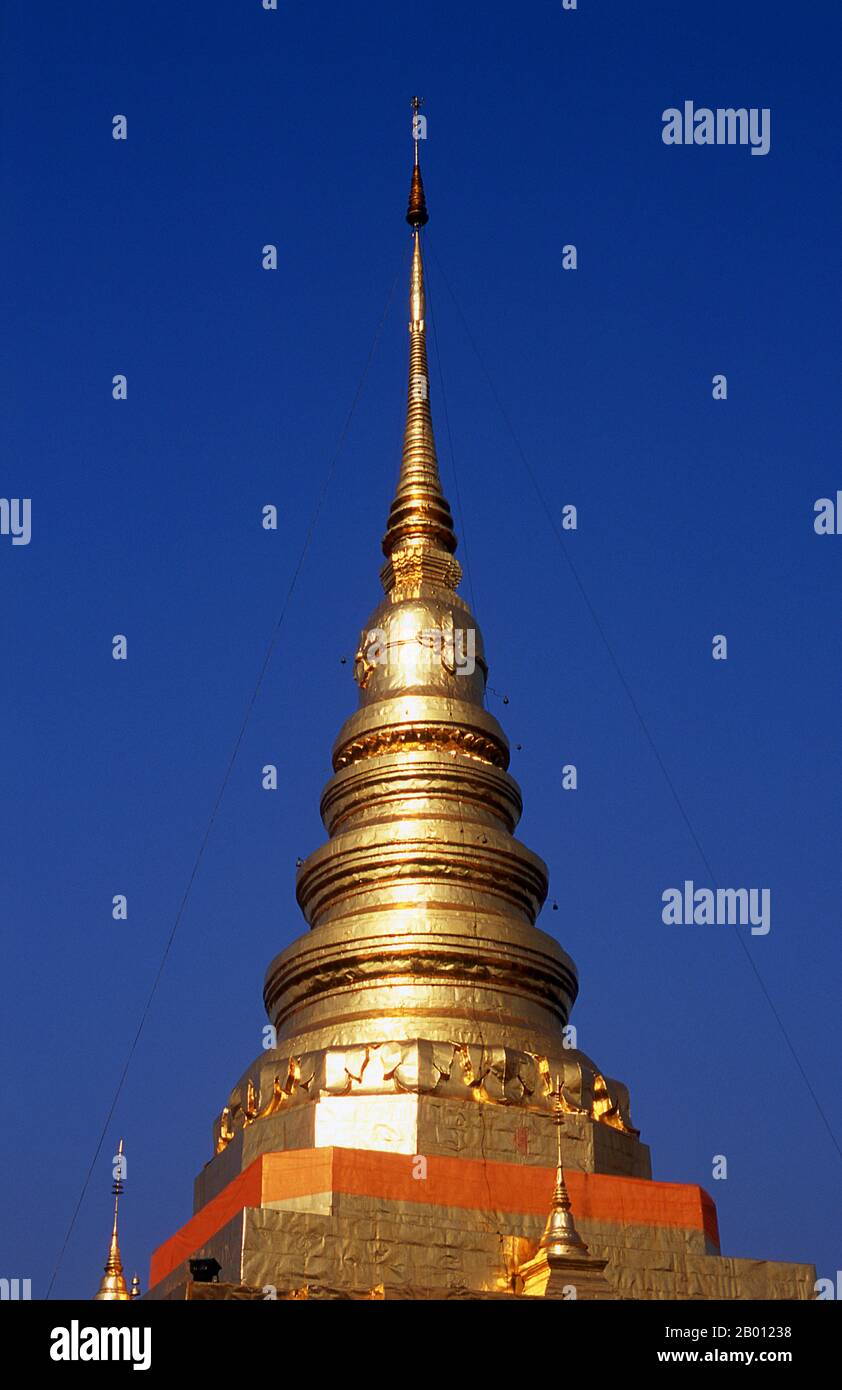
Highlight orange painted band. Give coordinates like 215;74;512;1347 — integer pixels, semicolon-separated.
150;1147;719;1288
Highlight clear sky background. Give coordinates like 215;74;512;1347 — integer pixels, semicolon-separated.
1;0;840;1298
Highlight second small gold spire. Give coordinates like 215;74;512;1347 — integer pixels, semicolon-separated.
93;1139;131;1301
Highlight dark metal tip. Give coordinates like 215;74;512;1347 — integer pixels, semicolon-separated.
406;163;429;227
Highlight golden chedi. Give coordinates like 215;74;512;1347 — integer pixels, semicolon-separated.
146;107;816;1302
255;135;634;1155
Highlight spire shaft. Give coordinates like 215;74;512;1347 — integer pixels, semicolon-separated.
382;109;459;584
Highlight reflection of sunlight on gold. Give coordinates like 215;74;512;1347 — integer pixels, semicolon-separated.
315;1096;417;1156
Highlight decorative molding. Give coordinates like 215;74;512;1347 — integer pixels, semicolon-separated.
213;1040;638;1155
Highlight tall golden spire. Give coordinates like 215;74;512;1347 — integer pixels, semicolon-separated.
199;105;640;1305
93;1139;130;1301
263;105;578;1059
382;97;460;592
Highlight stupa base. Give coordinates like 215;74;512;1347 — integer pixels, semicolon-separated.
146;1148;815;1302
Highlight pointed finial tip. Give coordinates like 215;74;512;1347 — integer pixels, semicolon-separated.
406;96;429;227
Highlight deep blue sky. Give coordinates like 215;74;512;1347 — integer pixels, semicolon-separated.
1;1;840;1298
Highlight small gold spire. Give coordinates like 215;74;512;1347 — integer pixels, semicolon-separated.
537;1078;589;1259
383;99;459;583
131;1273;141;1299
93;1139;131;1301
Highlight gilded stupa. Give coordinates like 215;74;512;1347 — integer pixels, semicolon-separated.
147;107;814;1301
